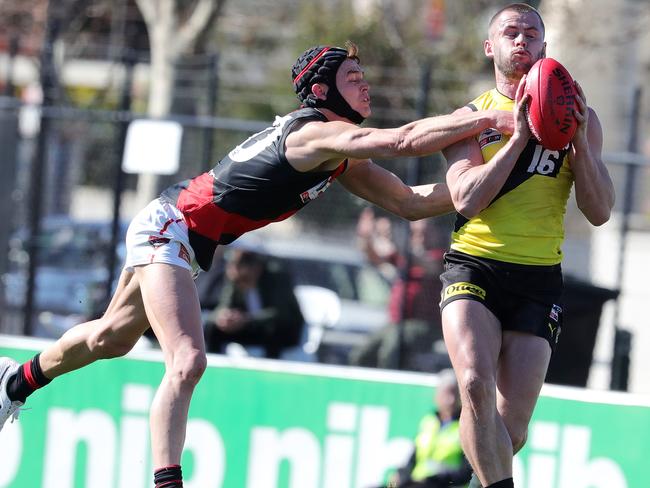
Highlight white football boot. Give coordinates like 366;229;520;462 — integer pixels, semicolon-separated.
0;357;24;432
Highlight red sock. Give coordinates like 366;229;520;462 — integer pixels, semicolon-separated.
6;354;51;402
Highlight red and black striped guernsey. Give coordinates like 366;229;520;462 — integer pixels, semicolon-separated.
160;108;347;270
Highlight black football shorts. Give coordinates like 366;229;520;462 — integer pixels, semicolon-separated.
439;251;563;349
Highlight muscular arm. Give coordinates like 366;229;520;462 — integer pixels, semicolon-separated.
443;81;530;218
570;83;615;226
338;159;454;220
286;109;514;171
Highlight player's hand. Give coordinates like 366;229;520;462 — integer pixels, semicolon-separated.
490;110;515;135
571;80;589;148
512;74;532;142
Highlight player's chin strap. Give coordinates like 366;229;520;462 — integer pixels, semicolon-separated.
307;85;365;125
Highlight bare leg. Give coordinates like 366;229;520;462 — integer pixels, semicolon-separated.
135;263;206;467
497;331;551;453
39;269;150;378
442;300;512;486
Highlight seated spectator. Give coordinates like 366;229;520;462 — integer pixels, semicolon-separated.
203;248;304;359
381;369;471;488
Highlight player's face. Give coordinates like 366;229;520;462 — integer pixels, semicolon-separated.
486;10;546;80
335;58;371;118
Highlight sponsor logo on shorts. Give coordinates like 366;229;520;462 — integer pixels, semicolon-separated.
549;304;562;321
178;244;191;264
548;322;562;344
443;281;486;300
148;236;171;248
548;304;563;344
548;322;556;335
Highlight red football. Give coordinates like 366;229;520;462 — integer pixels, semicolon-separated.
524;58;578;150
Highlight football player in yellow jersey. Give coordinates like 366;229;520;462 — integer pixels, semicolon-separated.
439;4;615;488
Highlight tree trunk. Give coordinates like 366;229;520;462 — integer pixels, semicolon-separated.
133;0;223;209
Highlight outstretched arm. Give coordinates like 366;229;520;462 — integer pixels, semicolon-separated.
338;158;453;220
286;109;514;170
570;82;615;226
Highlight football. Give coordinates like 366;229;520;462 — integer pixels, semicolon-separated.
524;58;578;151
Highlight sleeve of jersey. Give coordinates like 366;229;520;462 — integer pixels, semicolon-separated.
465;90;492;112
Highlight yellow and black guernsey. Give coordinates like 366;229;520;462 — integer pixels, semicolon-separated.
451;89;574;265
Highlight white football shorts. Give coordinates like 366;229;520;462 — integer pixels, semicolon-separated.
124;198;201;277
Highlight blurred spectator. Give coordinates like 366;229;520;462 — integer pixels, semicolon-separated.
350;209;449;371
380;369;471;488
203;248;304;359
195;245;227;310
356;207;400;282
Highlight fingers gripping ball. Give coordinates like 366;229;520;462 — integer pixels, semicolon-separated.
524;58;578;150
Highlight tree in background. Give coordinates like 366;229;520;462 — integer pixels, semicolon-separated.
133;0;226;208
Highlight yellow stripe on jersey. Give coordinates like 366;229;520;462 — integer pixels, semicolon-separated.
451;89;574;265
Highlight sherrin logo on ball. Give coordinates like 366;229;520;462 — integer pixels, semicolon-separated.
524;58;578;151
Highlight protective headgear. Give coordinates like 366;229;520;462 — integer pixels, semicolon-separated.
291;45;366;124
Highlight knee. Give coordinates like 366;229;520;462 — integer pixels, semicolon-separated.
459;369;496;416
169;350;207;389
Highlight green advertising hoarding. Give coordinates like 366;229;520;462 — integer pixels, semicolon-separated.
0;335;648;488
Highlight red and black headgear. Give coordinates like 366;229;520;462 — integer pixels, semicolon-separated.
291;45;366;125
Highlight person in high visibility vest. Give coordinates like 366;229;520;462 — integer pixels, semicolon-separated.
386;369;472;488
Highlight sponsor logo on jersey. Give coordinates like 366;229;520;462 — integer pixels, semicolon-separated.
300;176;335;203
443;281;486;300
478;128;502;148
300;161;347;203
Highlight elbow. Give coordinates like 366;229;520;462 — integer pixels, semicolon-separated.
581;204;612;227
456;204;480;219
453;197;482;219
399;197;456;222
404;211;420;222
586;210;611;227
448;171;486;219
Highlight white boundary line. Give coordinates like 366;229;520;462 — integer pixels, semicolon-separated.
2;334;650;407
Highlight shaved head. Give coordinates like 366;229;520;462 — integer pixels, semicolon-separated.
489;3;545;39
